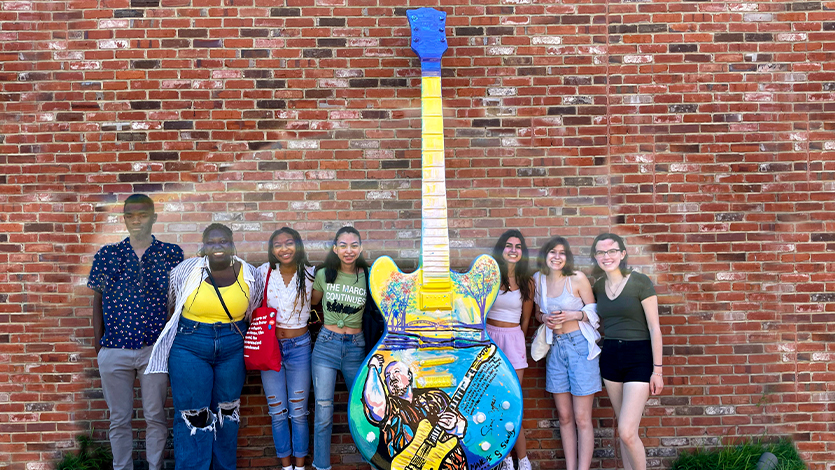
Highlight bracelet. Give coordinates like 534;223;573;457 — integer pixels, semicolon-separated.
652;372;662;377
653;363;663;367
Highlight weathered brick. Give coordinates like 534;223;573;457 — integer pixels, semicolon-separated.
455;27;483;36
271;7;300;16
791;2;820;10
638;24;667;33
317;38;346;48
117;132;147;141
349;79;379;88
318;18;345;26
715;33;744;42
303;49;332;58
669;44;697;53
243;69;271;79
256;100;286;109
114;9;143;17
745;33;773;42
193;39;222;48
547;107;576;115
178;29;208;38
131;60;160;70
130;101;161;110
163;121;193;130
242;50;270;58
256;80;286;89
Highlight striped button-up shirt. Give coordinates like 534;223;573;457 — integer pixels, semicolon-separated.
145;256;264;374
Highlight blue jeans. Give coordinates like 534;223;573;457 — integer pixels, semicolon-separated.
261;331;312;459
545;329;601;396
169;318;247;470
311;329;366;470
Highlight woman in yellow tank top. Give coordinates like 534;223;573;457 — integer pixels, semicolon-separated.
148;223;264;470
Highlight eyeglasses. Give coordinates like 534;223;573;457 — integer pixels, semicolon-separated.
594;249;622;258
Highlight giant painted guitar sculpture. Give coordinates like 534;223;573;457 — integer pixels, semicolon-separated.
348;8;523;470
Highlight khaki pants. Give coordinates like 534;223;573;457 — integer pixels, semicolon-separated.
98;346;168;470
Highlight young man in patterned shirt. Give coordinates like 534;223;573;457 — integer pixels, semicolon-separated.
88;194;184;470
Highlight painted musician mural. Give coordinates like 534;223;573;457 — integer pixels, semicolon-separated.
347;8;523;470
362;354;468;470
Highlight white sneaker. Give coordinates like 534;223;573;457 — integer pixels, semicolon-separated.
518;456;531;470
499;456;514;470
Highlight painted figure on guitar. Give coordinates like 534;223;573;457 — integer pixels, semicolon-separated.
347;8;523;470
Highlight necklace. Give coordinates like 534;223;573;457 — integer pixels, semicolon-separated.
605;275;628;299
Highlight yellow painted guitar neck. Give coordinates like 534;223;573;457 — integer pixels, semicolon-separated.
419;75;453;311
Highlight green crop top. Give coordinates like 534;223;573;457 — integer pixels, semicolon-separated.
312;268;367;330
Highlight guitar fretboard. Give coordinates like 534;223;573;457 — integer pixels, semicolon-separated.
420;75;451;288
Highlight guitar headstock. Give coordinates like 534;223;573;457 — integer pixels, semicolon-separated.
407;7;448;74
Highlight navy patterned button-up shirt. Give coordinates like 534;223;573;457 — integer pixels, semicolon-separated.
88;236;184;349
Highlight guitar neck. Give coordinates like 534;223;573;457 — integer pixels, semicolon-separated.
420;74;451;288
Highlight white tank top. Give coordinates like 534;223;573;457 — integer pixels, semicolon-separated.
487;289;523;323
544;277;585;313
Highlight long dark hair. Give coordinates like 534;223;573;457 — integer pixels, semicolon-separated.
538;236;576;277
267;227;314;314
491;229;533;303
590;232;630;277
319;226;370;284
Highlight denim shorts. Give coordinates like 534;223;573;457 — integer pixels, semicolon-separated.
545;329;601;396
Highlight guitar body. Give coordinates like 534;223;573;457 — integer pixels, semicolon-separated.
347;8;523;470
367;254;502;347
349;255;523;470
391;420;459;470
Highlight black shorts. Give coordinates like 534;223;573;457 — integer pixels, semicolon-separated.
600;339;653;383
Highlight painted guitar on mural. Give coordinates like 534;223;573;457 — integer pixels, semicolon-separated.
348;8;523;470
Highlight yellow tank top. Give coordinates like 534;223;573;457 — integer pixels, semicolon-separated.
183;267;250;323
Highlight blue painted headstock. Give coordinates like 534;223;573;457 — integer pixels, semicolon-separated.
407;7;448;75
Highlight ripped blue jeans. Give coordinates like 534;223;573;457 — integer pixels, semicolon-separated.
311;329;365;470
260;331;312;459
169;318;247;470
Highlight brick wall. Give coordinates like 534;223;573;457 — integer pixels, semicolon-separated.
1;0;834;469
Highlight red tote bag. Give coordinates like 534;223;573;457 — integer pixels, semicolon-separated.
243;268;282;372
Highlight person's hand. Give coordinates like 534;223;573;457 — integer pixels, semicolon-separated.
369;354;384;369
438;412;457;431
650;373;664;395
544;311;566;330
94;343;102;355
